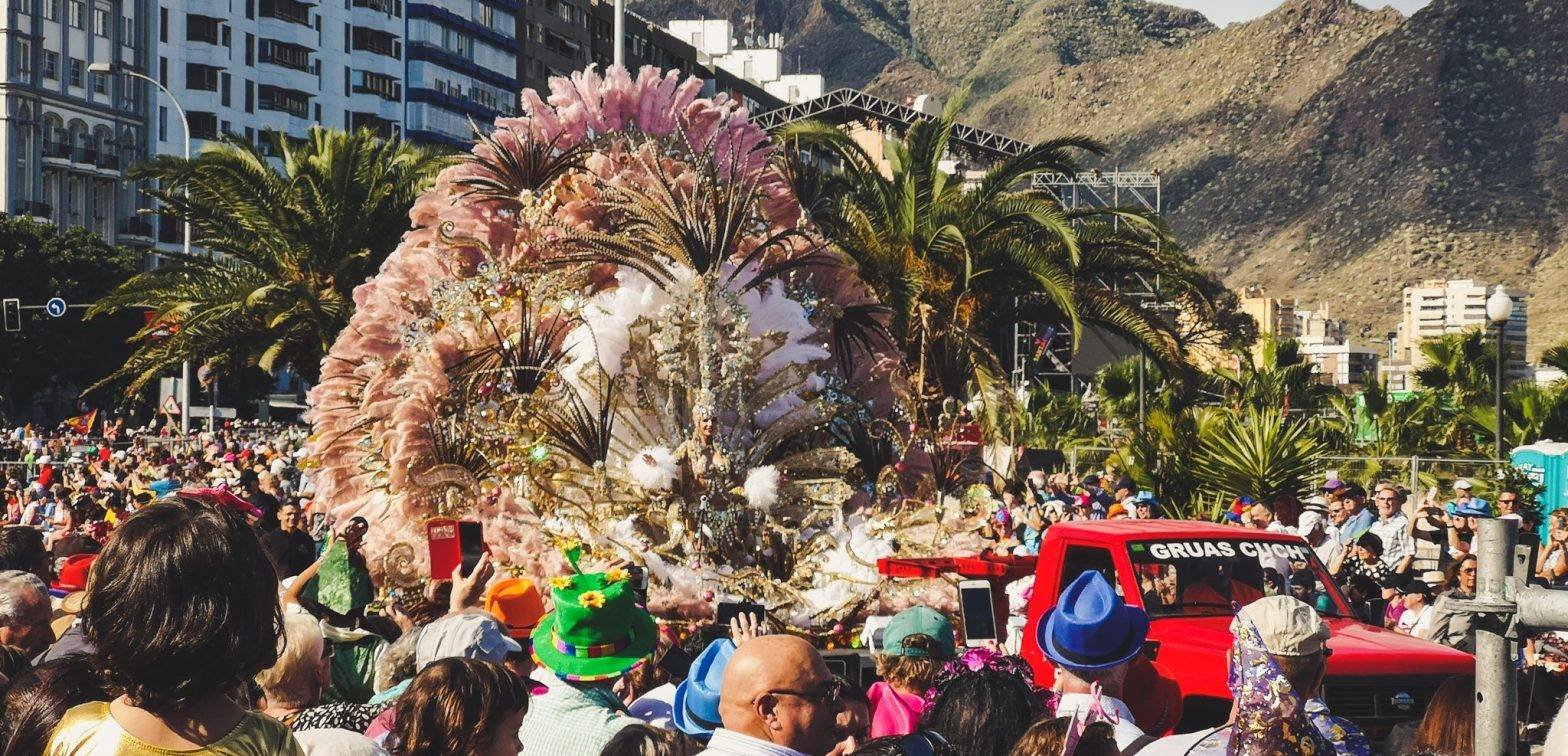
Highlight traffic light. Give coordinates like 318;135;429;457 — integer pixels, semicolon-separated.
2;298;19;332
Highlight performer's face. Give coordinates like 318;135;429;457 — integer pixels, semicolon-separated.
697;416;714;441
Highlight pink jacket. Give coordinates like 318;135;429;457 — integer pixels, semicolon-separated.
867;681;927;739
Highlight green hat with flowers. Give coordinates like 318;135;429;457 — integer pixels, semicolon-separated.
531;545;657;682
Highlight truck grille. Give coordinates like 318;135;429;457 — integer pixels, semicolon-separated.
1321;676;1447;734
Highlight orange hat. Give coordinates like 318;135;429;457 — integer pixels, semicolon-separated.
485;578;546;640
1107;503;1128;519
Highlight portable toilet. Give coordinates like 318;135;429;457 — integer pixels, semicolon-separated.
1511;441;1568;530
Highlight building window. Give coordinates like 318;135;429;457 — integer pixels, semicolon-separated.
186;62;220;91
186;14;221;43
92;5;107;35
352;69;399;101
158;105;166;141
122;15;135;46
257;85;310;118
188;111;218;140
67;0;82;27
14;39;32;78
245;79;253;112
91;70;106;93
258;0;310;25
245;33;254;65
220;72;230;106
158;7;166;41
350;26;397;58
68;57;82;87
43;0;56;20
258;38;312;70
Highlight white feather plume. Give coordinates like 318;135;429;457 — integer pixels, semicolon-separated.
627;446;678;491
744;465;780;511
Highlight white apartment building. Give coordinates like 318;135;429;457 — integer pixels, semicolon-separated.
0;0;156;246
1395;278;1527;373
665;20;821;105
147;0;404;244
1301;341;1381;389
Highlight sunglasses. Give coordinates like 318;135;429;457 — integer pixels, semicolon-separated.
765;677;846;707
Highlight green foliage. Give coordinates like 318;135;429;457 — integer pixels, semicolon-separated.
1006;388;1095;449
1208;337;1338;414
1414;329;1496;407
1107;405;1218;517
1194;407;1325;502
88;127;450;394
773;94;1234;423
0;217;141;421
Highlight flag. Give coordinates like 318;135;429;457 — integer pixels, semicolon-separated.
63;409;97;435
161;395;182;416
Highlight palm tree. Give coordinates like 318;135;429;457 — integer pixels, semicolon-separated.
1414;329;1496;406
1208;337;1338;414
774;93;1228;423
88;127;449;393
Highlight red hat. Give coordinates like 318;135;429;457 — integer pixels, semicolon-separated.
52;553;96;592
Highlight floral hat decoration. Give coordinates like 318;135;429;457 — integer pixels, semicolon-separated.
531;540;658;682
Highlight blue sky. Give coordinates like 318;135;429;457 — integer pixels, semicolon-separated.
1168;0;1430;26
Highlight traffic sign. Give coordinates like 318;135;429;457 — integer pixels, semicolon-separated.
44;297;67;318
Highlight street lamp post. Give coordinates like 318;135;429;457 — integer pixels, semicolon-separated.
1486;285;1514;462
91;63;194;435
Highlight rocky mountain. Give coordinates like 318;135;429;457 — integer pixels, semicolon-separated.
636;0;1568;353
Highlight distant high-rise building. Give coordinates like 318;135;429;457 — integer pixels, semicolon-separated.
1239;285;1299;341
403;0;518;146
0;0;156;247
1396;278;1526;372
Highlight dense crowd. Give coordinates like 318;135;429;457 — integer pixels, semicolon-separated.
4;423;1568;754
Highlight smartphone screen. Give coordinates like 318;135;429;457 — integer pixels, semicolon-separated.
656;644;694;680
959;583;998;643
458;521;484;577
715;600;765;627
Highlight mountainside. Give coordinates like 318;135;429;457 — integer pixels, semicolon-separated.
965;0;1568;352
635;0;1568;353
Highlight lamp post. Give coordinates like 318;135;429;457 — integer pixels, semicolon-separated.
1486;285;1514;462
91;62;193;435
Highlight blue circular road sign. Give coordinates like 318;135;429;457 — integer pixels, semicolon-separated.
45;297;67;318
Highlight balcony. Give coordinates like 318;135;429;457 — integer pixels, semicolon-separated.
12;200;51;219
42;140;71;160
352;0;399;15
118;216;154;240
259;41;313;72
95;152;119;171
259;0;310;26
350;27;398;58
77;146;98;166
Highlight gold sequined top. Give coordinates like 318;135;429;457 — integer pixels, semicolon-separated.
46;702;305;756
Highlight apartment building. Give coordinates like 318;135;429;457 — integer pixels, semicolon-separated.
1238;285;1300;341
404;0;518;145
1395;278;1527;368
0;0;156;246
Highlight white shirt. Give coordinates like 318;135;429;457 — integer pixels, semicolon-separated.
1398;603;1433;637
1137;727;1223;755
1368;513;1415;568
1310;535;1344;570
627;682;677;728
698;729;809;756
1053;692;1145;750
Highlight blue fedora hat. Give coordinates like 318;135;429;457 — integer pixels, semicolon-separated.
1038;571;1150;673
672;638;736;739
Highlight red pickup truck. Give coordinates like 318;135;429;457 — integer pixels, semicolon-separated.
878;519;1474;741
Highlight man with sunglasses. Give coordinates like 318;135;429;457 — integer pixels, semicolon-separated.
701;635;852;756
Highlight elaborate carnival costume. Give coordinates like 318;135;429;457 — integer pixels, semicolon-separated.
305;66;969;631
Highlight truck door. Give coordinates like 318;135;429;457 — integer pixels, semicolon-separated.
1059;544;1123;599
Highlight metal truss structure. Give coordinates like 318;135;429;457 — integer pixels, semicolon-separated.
1014;171;1166;394
754;88;1030;162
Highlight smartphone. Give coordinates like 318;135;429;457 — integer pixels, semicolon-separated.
656;644;694;680
715;600;766;627
627;565;648;607
458;521;485;578
958;579;998;646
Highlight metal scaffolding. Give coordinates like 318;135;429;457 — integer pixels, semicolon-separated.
1013;171;1165;395
754;88;1030;163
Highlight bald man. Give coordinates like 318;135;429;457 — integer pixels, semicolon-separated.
699;635;848;756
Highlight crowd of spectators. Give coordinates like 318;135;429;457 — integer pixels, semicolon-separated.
4;423;1568;754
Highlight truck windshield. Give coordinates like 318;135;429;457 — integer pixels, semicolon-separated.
1127;538;1343;618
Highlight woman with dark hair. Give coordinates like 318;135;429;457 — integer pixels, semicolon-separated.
598;724;703;756
920;655;1051;756
1403;676;1476;755
0;654;111;754
46;492;303;754
1422;553;1482;652
391;658;528;756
